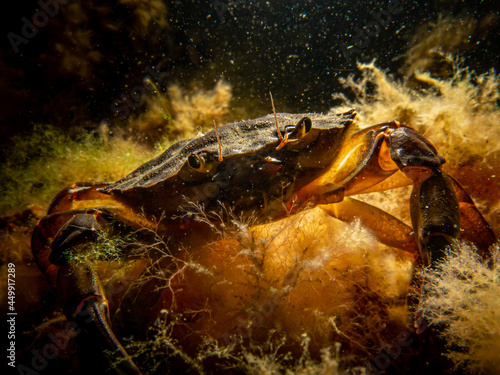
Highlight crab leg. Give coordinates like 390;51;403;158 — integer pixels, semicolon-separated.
32;209;143;375
48;182;113;214
320;198;418;257
447;174;497;257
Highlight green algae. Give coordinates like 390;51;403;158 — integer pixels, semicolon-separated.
0;124;160;215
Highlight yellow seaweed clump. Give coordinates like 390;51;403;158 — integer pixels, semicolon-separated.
168;79;233;137
128;79;232;141
418;241;500;374
121;207;413;373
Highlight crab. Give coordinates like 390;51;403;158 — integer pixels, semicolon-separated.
31;109;496;374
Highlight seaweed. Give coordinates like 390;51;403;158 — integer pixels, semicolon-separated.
418;241;500;373
0;124;157;215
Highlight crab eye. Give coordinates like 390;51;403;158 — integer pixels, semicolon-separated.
302;117;312;132
186;151;217;174
282;117;314;148
284;117;311;140
188;154;202;170
180;151;218;181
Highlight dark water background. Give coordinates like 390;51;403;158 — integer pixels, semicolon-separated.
1;0;499;144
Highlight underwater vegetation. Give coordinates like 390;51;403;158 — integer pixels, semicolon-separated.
129;78;232;140
418;242;500;374
0;126;156;216
2;59;499;375
0;79;232;216
1;2;500;374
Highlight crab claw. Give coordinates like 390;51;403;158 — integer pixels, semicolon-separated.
57;262;142;375
409;169;460;266
389;127;460;266
388;126;446;175
32;210;143;375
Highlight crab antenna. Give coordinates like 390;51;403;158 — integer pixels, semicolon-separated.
270;92;288;150
213;119;223;161
270;92;283;142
